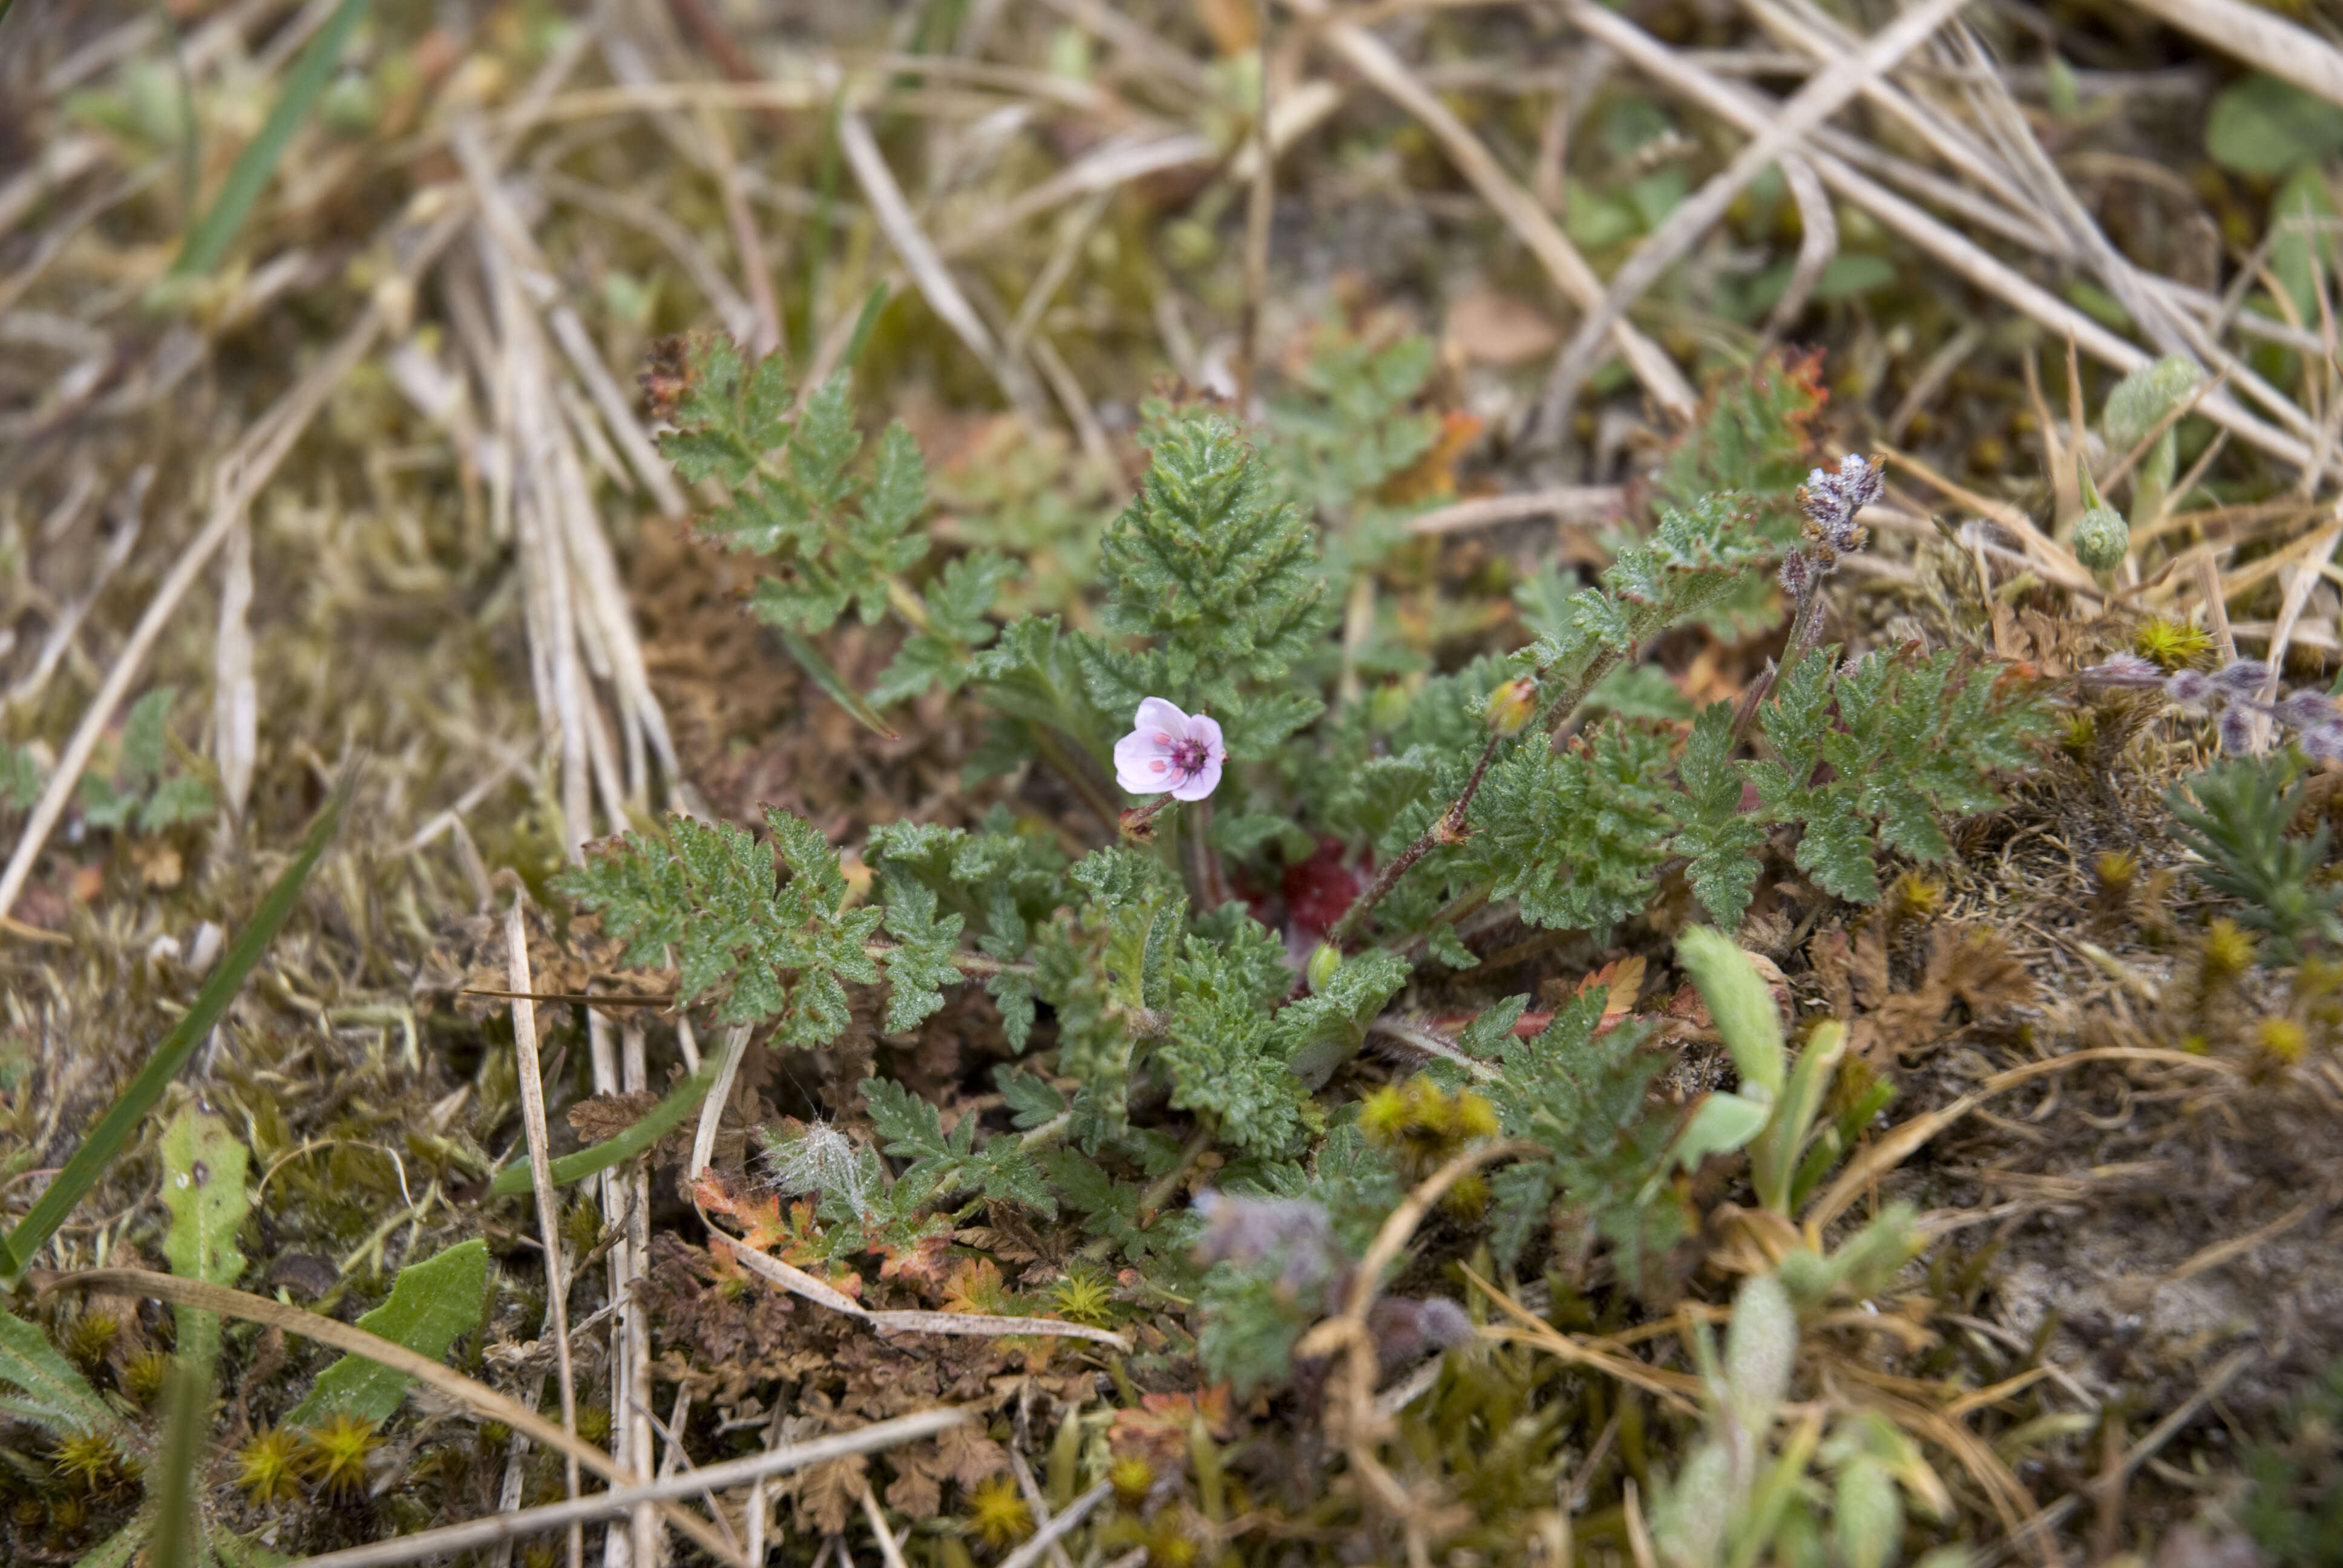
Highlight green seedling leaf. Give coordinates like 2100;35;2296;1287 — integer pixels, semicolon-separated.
1834;1455;1904;1568
1677;925;1783;1100
1751;1020;1846;1217
169;0;372;278
0;1307;119;1439
1723;1272;1797;1437
159;1105;251;1376
0;768;353;1281
2207;72;2343;177
287;1238;489;1427
486;1065;717;1199
1645;1090;1771;1205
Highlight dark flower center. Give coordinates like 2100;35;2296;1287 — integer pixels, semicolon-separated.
1168;736;1211;774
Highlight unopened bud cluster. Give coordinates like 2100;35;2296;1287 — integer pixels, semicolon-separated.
1783;453;1884;601
2079;654;2343;759
1190;1191;1470;1373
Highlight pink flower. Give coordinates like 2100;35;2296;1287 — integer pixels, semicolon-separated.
1113;697;1225;802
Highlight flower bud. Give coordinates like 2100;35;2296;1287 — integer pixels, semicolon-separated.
2212;659;2272;696
2071;506;2129;573
1305;941;1342;994
1485;677;1538;736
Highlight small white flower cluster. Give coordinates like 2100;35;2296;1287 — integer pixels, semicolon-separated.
2080;654;2343;759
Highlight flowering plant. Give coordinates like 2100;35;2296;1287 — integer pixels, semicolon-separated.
561;335;2056;1394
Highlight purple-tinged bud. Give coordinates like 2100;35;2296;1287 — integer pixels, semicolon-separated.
2303;722;2343;762
2077;654;2164;689
1191;1192;1343;1297
2276;690;2338;731
2212;660;2272;696
1779;550;1817;598
1366;1295;1473;1372
2218;705;2257;754
2164;669;2217;708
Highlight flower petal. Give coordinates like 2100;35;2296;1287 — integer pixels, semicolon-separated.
1185;711;1225;756
1113;728;1175;794
1132;696;1191;745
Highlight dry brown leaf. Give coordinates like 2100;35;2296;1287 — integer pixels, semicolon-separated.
1444;287;1562;367
795;1454;869;1535
1815;921;2035;1060
568;1090;658;1143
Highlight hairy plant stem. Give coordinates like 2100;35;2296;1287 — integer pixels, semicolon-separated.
1182;795;1233;911
859;941;1036;977
1326;648;1620;948
1730;554;1831;746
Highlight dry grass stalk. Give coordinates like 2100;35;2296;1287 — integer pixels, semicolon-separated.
707;1226;1135;1348
0;196;468;927
837;99;1048;426
1538;0;1972;427
995;1481;1113;1568
1281;0;1699;421
620;1016;660;1568
2124;0;2343;110
34;1268;740;1563
506;896;585;1568
1561;0;2318;472
1402;486;1625;537
277;1410;972;1568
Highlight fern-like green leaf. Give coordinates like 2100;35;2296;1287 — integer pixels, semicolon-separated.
559;809;883;1042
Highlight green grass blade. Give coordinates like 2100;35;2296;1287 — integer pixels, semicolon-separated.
168;0;371;278
776;628;900;740
843;282;891;371
0;770;355;1279
486;1063;718;1199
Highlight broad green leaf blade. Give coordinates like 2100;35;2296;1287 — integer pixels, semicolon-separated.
1674;926;1783;1099
160;1107;251;1287
776;629;900;740
160;1105;252;1376
2206;72;2343;177
0;1307;118;1439
169;0;372;277
486;1064;717;1198
287;1238;490;1427
0;769;353;1281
